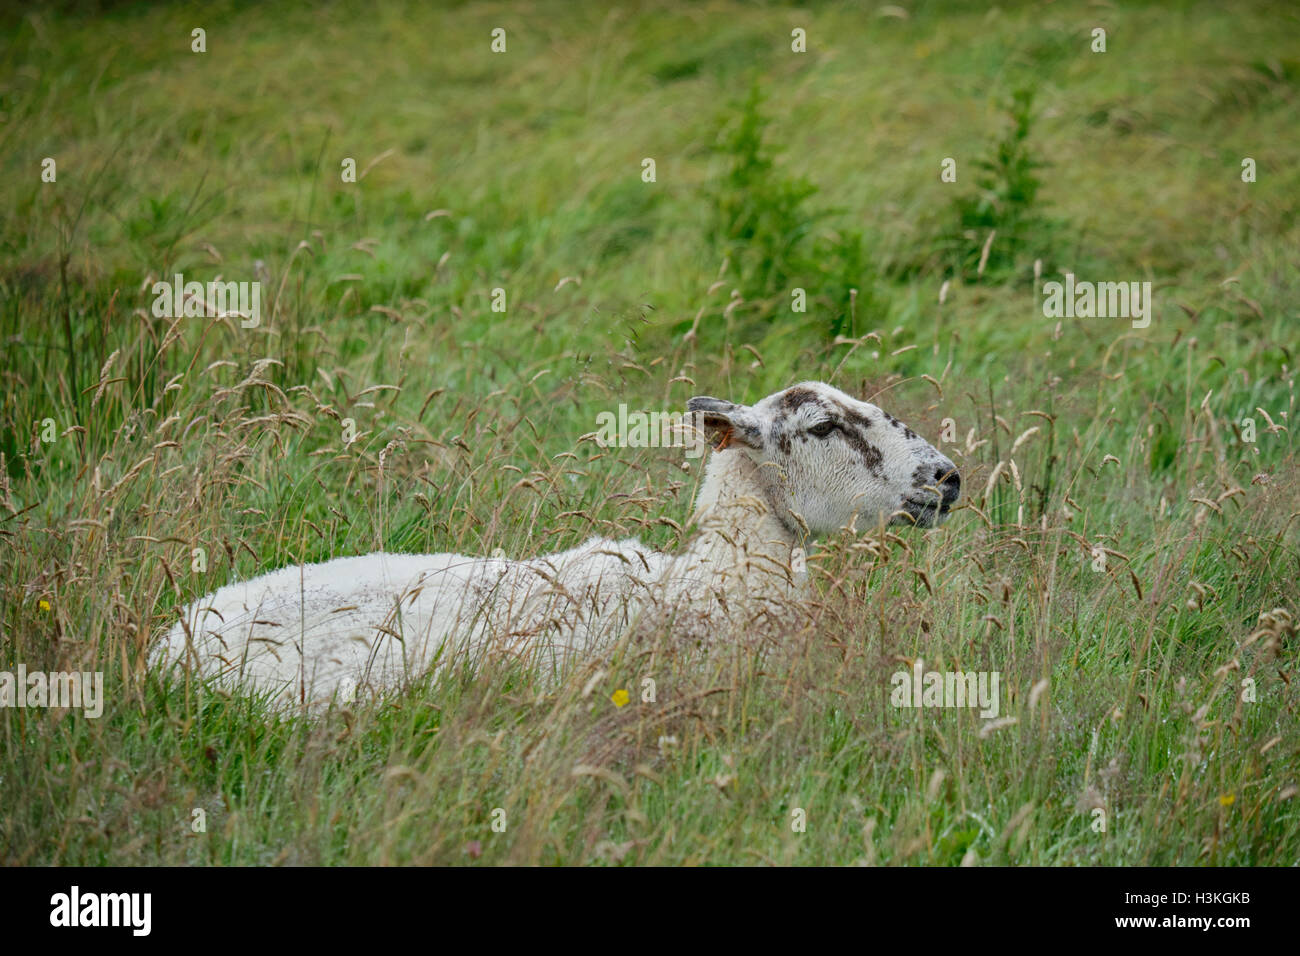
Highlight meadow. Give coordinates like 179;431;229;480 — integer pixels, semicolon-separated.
1;0;1297;865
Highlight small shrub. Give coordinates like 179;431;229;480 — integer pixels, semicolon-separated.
949;87;1058;281
707;83;819;297
706;85;880;336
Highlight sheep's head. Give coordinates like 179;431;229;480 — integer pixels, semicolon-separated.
688;381;959;533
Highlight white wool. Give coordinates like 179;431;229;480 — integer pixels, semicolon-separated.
154;382;958;706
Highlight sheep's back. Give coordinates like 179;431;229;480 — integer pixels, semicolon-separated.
154;538;668;705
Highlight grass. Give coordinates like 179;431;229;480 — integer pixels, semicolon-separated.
1;0;1298;865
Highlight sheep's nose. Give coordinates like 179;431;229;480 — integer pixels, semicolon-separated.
935;464;961;502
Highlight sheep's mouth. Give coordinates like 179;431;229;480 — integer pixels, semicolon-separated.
900;497;951;527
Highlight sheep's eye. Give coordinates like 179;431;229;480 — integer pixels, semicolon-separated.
808;420;837;438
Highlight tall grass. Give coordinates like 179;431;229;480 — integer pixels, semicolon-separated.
1;0;1297;865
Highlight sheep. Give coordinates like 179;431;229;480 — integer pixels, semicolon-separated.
153;381;960;707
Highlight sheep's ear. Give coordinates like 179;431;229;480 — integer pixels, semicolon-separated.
686;396;763;452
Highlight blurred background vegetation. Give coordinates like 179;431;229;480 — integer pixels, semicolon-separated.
0;0;1297;865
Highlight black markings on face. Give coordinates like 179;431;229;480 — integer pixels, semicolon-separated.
779;387;826;412
817;401;879;475
773;387;830;456
837;403;873;433
767;387;914;479
772;419;793;455
884;413;917;440
841;428;883;475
